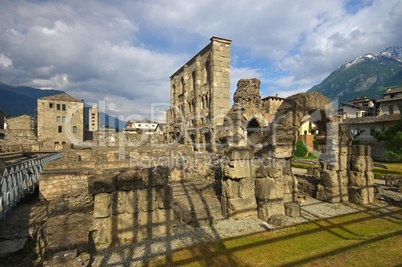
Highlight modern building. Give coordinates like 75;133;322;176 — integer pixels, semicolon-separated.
377;87;402;115
166;37;232;151
343;114;401;141
37;93;84;150
339;96;376;118
124;119;162;134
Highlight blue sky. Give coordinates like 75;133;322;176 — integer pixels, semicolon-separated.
0;0;401;122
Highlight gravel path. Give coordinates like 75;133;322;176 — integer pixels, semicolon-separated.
91;196;377;267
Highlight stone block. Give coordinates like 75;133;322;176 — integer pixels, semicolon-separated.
255;177;284;200
125;190;140;214
348;171;366;187
321;170;339;187
257;200;284;221
274;145;293;159
221;177;255;199
139;187;157;212
111;191;126;215
88;174;116;195
399;179;402;193
349;186;374;205
226;147;253;161
223;159;250;179
267;214;289;227
366;171;374;186
137;209;174;240
156;185;173;209
284;202;300;217
226;198;257;219
149;165;170;186
116;169;145;190
117;213;138;242
94;193;111;218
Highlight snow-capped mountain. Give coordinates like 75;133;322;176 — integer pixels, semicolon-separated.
308;46;402;104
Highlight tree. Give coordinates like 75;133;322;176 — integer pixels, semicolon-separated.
294;140;308;157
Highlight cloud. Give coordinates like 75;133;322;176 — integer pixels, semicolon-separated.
0;0;401;122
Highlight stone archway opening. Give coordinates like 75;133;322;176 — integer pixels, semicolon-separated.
246;118;262;149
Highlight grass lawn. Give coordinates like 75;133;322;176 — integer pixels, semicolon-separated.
374;162;402;178
150;205;402;267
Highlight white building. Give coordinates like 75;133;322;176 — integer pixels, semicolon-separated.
377;87;402;115
124;119;162;134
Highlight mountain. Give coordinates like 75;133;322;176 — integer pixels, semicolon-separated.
308;46;402;104
0;82;65;117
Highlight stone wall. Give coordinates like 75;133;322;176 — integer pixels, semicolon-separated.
89;166;173;248
166;37;231;151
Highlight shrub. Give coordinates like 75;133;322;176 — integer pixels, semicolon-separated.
294;140;308;157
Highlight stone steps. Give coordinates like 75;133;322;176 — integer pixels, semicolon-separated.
171;179;223;227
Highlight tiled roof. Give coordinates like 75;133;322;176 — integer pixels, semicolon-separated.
342;114;401;124
39;93;82;102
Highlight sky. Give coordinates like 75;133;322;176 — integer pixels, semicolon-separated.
1;0;402;123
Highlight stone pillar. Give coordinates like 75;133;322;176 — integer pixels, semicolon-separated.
317;117;349;203
221;147;257;219
348;145;374;204
253;156;287;221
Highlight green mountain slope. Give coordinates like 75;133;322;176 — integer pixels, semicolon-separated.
308;46;402;104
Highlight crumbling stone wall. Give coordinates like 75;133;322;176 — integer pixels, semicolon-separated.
218;78;266;149
89;166;173;248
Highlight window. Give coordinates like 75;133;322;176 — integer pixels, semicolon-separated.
370;128;375;136
58;126;62;133
62;104;66;111
62;116;66;123
192;71;196;91
56;116;61;122
73;126;77;133
389;105;394;114
180;77;185;95
205;61;211;83
57;104;61;110
49;103;53;108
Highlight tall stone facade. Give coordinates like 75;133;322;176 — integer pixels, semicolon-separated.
166;37;231;151
37;93;84;151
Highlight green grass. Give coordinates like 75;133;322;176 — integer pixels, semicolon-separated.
150;206;402;267
374;162;402;179
291;162;312;169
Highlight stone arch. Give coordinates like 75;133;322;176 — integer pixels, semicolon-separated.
246;117;262;148
272;92;330;159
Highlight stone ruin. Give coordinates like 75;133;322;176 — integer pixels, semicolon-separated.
33;78;376;264
217;78;375;221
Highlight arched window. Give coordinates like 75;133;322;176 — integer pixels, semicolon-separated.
180;77;185;95
192;71;196;92
205;61;211;83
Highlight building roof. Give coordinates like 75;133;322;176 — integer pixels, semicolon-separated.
135;119;158;124
38;93;82;102
262;95;284;101
383;87;402;95
342;114;401;125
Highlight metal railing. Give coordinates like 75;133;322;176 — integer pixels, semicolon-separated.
0;153;62;219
